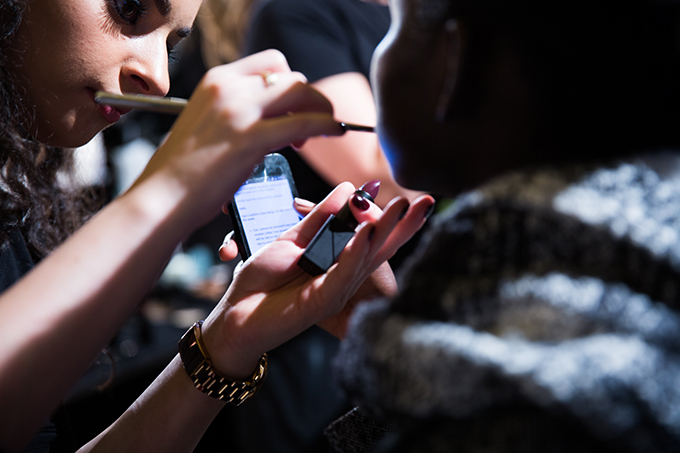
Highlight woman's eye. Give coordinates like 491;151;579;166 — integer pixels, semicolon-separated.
111;0;147;25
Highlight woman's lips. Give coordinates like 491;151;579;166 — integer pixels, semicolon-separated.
95;102;122;124
87;88;129;124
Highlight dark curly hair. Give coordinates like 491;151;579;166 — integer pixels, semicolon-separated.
0;0;103;261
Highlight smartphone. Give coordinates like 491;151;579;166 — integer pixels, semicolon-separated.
227;153;302;259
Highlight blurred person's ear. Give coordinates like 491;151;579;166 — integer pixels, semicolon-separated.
371;0;538;195
435;17;499;124
434;19;461;123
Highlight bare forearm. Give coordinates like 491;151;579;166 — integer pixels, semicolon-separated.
300;72;424;207
300;135;423;205
79;356;225;453
0;174;202;450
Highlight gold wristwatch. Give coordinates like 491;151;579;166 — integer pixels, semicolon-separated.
178;320;268;405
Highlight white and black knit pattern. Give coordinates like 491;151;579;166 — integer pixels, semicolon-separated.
333;153;680;452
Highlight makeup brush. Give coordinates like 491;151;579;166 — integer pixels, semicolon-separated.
94;91;375;133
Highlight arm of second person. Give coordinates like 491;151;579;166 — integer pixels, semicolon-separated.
298;72;425;207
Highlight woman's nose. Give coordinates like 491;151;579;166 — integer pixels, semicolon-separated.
121;35;171;96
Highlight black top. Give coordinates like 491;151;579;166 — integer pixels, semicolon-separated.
0;230;60;452
245;0;390;204
246;0;390;84
0;228;35;293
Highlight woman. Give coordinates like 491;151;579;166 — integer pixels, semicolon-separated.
0;0;434;451
328;0;680;451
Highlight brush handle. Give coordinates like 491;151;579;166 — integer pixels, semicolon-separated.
94;91;375;132
94;91;187;114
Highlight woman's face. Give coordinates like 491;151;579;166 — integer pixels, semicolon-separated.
12;0;201;147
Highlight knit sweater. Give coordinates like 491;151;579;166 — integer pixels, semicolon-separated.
330;153;680;452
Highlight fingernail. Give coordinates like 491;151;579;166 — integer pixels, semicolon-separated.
398;205;409;221
351;194;370;211
294;197;315;209
424;202;436;220
359;179;381;200
368;226;376;242
221;230;234;247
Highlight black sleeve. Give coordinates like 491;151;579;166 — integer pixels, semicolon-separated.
245;0;389;83
0;229;35;293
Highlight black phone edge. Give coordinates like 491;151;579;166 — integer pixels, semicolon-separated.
227;153;300;261
227;201;252;260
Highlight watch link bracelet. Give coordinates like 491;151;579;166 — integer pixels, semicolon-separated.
178;320;268;405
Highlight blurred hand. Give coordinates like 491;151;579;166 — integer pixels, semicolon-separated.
130;49;344;226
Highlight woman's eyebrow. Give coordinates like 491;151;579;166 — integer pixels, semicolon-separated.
154;0;192;38
154;0;171;15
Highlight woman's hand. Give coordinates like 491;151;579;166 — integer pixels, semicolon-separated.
130;49;344;227
203;183;435;378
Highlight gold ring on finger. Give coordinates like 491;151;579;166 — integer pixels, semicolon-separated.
262;71;279;87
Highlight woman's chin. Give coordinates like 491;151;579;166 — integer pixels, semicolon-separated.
35;124;103;149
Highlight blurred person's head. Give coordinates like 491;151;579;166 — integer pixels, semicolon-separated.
373;0;680;195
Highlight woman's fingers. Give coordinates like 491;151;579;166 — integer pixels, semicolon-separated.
313;224;384;316
206;51;339;139
260;78;333;118
280;182;356;246
151;50;348;223
293;198;316;217
375;195;435;261
179;49;341;150
317;260;396;338
320;195;434;296
249;113;345;154
215;49;292;78
218;231;239;262
285;187;431;281
221;50;331;119
307;220;378;316
359;196;410;254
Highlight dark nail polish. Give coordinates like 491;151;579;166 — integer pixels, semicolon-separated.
351;194;370;211
398;205;409;221
368;226;376;242
424;202;436;220
359;179;381;200
298;186;376;276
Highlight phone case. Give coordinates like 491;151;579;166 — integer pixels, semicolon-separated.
228;153;299;259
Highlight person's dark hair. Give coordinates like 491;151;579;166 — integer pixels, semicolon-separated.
511;1;680;155
427;0;680;157
0;0;103;261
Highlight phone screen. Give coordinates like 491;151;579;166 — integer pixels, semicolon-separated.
232;175;301;257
